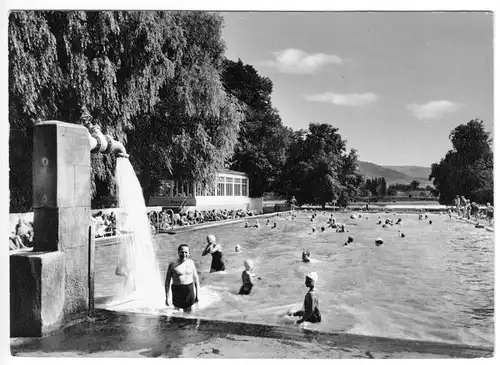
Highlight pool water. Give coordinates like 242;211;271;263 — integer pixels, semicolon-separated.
95;212;494;347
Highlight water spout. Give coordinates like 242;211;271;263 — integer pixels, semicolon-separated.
87;124;129;158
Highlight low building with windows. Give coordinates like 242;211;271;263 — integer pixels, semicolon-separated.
147;170;261;212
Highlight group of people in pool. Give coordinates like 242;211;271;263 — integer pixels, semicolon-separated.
161;234;321;325
124;207;477;325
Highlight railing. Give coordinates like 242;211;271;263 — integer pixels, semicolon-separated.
178;196;189;213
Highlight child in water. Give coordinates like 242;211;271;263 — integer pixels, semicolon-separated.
239;260;256;295
336;224;349;233
302;249;311;262
288;272;321;324
115;262;136;291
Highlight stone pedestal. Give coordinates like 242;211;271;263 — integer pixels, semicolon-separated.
10;121;91;337
10;252;65;337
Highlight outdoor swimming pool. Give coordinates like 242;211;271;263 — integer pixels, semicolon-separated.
95;211;494;348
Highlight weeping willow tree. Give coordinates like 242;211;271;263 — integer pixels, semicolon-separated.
9;11;243;212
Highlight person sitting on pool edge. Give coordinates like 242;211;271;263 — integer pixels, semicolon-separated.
288;272;321;324
239;259;256;295
165;244;200;312
202;234;226;273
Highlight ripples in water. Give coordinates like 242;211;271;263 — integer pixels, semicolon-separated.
95;212;494;347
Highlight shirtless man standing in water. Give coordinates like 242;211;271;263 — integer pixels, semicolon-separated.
165;244;200;312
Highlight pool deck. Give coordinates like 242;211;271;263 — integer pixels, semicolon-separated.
10;309;493;359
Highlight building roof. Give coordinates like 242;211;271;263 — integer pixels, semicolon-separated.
159;169;248;180
218;169;248;177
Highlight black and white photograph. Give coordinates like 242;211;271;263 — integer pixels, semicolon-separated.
3;1;496;361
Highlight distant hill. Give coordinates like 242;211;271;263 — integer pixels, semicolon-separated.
384;165;432;181
357;161;432;186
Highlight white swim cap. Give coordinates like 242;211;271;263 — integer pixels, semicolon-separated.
306;271;319;283
235;244;241;252
244;259;254;270
375;237;384;244
207;235;216;244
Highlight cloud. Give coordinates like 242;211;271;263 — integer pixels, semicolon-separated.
304;92;379;107
262;48;343;74
407;100;462;120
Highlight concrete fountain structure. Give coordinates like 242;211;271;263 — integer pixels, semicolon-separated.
10;119;128;337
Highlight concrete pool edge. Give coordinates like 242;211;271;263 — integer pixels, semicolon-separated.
10;308;494;358
454;216;495;232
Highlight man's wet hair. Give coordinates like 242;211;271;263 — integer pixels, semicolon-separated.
178;244;189;252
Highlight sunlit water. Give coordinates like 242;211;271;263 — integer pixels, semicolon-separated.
112;158;164;306
95;211;494;347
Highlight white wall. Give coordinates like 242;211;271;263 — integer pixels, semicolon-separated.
248;197;264;212
193;196;251;211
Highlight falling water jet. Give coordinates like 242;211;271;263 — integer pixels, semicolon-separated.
113;156;164;307
87;123;164;309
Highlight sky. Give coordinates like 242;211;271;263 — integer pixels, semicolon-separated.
221;11;493;167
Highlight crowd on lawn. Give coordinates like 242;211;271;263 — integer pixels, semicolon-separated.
9;218;33;250
149;208;261;232
88;208;262;239
10;198;493;250
91;211;117;237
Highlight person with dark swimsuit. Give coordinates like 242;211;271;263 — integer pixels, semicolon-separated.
288;272;321;324
202;235;226;273
165;244;200;312
302;249;311;263
239;259;255;295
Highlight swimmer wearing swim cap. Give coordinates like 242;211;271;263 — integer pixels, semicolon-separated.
202;235;226;273
302;249;311;263
288;272;321;324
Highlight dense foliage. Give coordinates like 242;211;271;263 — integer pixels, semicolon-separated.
10;11;367;212
222;59;293;197
282;123;363;207
429;119;493;205
363;177;387;197
9;11;243;211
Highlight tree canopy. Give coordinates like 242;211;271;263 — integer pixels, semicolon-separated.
222;59;293;197
9;11;243;211
10;11;367;212
282;123;363;207
429;118;493;205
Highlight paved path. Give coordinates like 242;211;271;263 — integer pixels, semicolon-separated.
10;309;493;359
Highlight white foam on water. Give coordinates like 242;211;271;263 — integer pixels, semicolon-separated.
278;315;298;326
194;285;223;310
111;158;164;307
